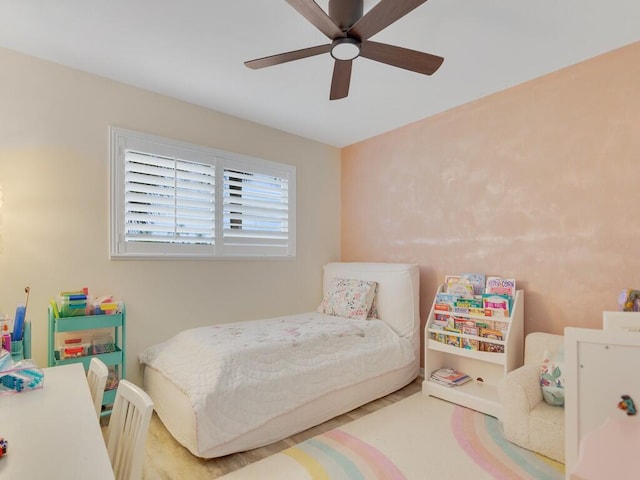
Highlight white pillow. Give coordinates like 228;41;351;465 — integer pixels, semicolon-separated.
317;278;377;321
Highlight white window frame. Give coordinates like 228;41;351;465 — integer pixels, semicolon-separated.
110;127;296;259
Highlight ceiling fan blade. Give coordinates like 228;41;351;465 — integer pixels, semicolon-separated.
349;0;428;41
245;44;331;69
359;40;443;75
330;60;352;100
286;0;343;39
328;0;363;31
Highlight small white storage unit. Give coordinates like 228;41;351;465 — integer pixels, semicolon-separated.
47;306;126;416
422;287;524;419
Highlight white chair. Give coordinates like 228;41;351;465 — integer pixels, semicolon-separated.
105;379;154;480
498;332;565;463
87;357;109;420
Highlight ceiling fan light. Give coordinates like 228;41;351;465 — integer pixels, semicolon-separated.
331;37;361;61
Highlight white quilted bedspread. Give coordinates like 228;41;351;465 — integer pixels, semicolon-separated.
138;312;415;453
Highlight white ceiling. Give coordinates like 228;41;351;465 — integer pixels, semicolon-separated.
1;1;639;147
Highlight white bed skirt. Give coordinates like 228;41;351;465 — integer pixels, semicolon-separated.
144;361;418;458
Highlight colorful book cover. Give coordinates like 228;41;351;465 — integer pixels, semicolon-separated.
462;337;479;350
462;273;486;296
493;320;509;335
455;298;483;309
444;275;463;285
435;292;459;307
485;276;516;297
454;319;476;330
429;375;470;387
474;320;492;330
462;325;479;337
431;368;468;382
454;306;486;317
482;293;511;317
434;302;453;327
479;341;505;353
431;332;445;343
445;335;461;348
444;275;475;299
445;282;475;299
453;306;470;314
480;328;503;340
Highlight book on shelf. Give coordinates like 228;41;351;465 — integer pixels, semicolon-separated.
461;325;479;336
445;335;461;348
431;332;445;343
461;273;486;296
485;277;516;297
479;341;505;353
444;276;475;299
480;328;503;341
461;337;479;350
482;293;512;317
430;273;518;355
433;302;454;328
454;318;476;330
454;297;486;317
435;292;459;307
430;368;472;387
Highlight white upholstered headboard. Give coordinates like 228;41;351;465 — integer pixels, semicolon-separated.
322;262;420;342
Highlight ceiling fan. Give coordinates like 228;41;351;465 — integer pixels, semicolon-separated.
244;0;444;100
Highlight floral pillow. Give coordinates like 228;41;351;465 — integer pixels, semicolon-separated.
540;349;565;406
318;278;377;321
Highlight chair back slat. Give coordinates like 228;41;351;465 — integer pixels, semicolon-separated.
106;380;154;480
87;357;109;420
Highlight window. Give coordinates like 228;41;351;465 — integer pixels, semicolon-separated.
110;127;295;259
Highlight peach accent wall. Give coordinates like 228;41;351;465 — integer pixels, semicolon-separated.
342;42;640;356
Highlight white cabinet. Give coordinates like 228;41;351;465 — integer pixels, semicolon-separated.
422;287;524;418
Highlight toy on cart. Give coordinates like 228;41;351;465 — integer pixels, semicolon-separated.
49;288;122;318
0;350;44;395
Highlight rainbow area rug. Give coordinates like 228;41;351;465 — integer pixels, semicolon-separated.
281;428;406;479
452;406;564;480
220;393;564;479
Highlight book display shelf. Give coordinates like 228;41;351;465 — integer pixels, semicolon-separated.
422;284;524;419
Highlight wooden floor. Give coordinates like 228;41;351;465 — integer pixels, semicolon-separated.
140;378;423;479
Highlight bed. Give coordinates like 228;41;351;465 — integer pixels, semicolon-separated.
138;262;420;458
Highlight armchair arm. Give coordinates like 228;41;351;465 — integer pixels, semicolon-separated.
499;364;544;413
498;364;544;444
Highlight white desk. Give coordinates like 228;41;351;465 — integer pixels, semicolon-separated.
0;363;114;479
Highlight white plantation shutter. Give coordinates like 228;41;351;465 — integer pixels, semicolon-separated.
110;127;296;259
124;151;215;245
222;166;291;256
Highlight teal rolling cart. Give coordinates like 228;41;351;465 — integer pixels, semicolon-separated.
47;304;126;416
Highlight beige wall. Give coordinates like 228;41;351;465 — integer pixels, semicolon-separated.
0;48;341;384
342;41;640;358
